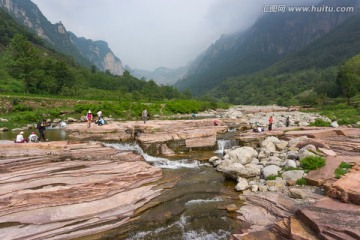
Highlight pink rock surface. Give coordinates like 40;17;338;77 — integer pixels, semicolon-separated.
326;162;360;205
297;197;360;240
0;141;162;240
66;119;228;154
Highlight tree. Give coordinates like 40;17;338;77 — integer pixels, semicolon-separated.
4;34;42;93
337;55;360;104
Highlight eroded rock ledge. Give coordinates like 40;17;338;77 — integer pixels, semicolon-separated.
0;141;162;240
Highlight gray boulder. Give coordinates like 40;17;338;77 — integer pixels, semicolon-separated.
282;170;304;181
224;146;258;165
262;165;281;178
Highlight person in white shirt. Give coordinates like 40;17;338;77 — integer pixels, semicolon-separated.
28;132;38;142
15;131;28;143
97;111;102;120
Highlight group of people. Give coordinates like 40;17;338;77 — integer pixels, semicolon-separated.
86;110;108;128
253;115;291;133
14;119;48;143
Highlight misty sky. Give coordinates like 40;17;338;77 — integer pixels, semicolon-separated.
31;0;319;71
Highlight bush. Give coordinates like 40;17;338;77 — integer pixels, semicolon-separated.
13;104;33;112
309;118;331;127
335;162;353;179
296;178;307;185
300;156;326;170
266;175;280;180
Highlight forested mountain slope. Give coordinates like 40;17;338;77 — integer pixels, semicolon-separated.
175;0;359;97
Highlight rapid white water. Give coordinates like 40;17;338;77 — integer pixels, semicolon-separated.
185;197;223;206
105;143;209;169
215;139;236;154
128;214;229;240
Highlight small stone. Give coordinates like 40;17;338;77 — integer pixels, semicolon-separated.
226;204;238;212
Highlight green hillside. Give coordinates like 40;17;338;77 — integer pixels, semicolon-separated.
206;13;360;107
0;8;186;101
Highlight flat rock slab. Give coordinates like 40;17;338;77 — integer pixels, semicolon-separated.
305;156;347;186
285;128;339;139
297;197;360;240
305;155;360;187
0;141;162;240
326;162;360;204
66;120;228;154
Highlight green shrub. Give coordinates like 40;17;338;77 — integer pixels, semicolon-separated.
12;111;39;123
309;118;331;127
284;167;301;171
13;104;33;112
266;175;280;180
296;178;307;185
335;162;353;179
300;156;326;170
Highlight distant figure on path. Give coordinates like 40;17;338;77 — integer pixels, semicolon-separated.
142;109;148;124
86;110;93;128
15;131;28;143
285;116;290;127
28;132;38;142
268;115;273;131
213;119;220;126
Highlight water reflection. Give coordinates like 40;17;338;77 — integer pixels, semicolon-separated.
0;128;69;142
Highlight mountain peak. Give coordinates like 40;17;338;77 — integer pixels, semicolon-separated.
0;0;124;75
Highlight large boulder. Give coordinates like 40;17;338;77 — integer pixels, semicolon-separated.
224;146;258;165
261;139;276;152
282;170;305;182
217;162;260;179
262;165;281;178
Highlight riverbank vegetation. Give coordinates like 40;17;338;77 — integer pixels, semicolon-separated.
0;95;228;130
0;8;358;130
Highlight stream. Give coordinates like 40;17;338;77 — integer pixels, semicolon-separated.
87;141;243;240
1;130;244;239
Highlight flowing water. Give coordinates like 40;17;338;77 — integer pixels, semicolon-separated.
1;130;243;239
92;143;243;240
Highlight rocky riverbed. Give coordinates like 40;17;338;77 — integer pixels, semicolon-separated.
0;105;359;239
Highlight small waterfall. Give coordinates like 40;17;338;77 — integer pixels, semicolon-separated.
215;139;236;154
105;143;209;169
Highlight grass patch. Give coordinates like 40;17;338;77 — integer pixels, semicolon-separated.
335;162;353;179
266;175;280;180
307;103;360;125
300;156;326;170
296;178;307;186
284;167;302;171
308;118;331;127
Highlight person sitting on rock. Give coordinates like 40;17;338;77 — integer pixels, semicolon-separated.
97;117;105;126
28;132;38;142
15;131;28;143
213;119;221;126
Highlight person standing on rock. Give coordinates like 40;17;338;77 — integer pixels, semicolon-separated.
285;116;290;127
268;115;273;131
37;119;48;141
86;110;93;128
142;109;148;124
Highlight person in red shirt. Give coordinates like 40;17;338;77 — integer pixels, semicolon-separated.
268;115;273;131
86;110;93;128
